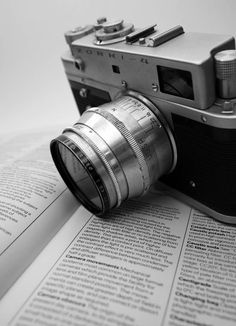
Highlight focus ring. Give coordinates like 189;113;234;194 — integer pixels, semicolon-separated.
90;107;150;194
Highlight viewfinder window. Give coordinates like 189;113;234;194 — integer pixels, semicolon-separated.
157;66;194;100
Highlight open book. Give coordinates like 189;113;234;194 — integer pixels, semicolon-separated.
0;128;236;326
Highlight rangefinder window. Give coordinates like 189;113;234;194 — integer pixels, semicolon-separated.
157;66;194;100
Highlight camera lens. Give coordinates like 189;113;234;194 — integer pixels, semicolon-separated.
50;92;176;215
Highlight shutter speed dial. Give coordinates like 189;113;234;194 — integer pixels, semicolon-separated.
94;19;134;45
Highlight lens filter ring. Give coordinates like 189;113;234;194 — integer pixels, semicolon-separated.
50;135;110;215
64;126;123;208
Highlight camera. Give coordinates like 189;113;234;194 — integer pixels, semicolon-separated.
50;18;236;223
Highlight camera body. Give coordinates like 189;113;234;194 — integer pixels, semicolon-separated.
61;19;236;223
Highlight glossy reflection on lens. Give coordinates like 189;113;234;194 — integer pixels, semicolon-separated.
58;143;102;210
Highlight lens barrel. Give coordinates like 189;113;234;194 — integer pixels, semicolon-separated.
50;92;176;215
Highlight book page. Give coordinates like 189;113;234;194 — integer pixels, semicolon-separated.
0;193;192;326
0;128;79;298
1;192;236;325
164;209;236;326
0;130;65;253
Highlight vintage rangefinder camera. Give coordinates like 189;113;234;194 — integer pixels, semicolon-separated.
51;18;236;223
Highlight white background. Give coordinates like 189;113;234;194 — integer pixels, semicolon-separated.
1;0;236;134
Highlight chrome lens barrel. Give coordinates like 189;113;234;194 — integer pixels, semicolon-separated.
50;92;177;215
